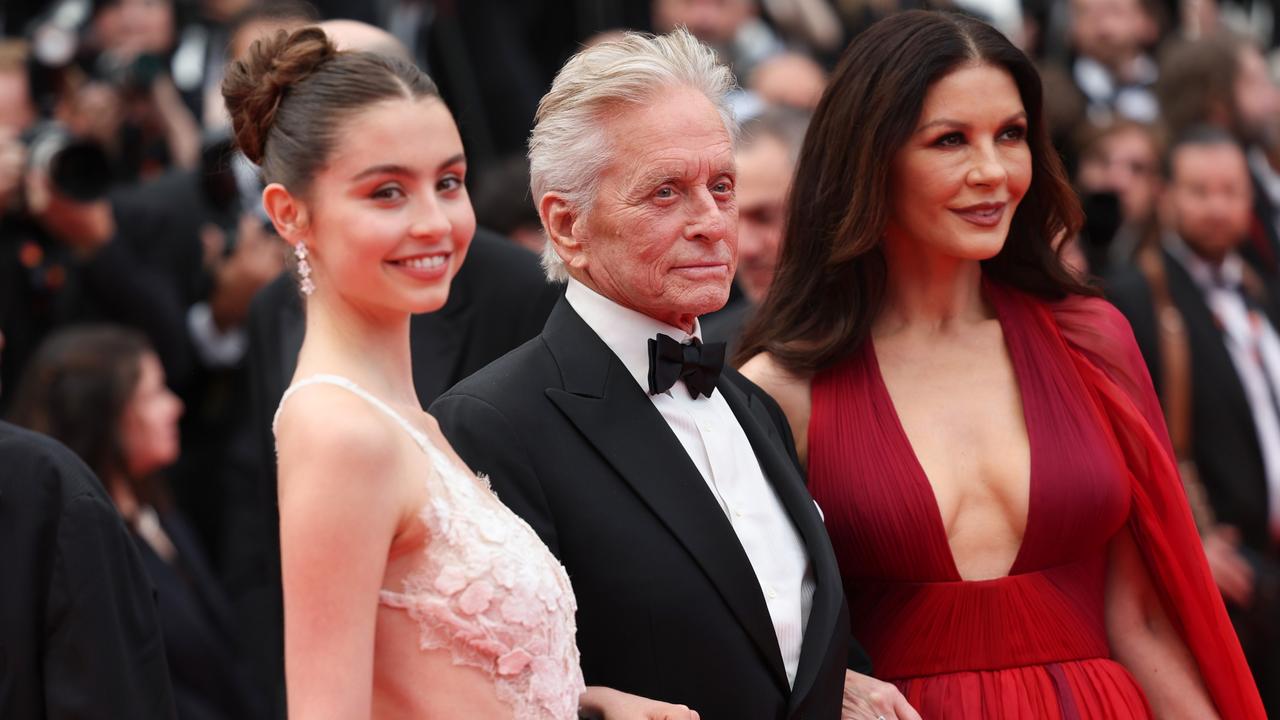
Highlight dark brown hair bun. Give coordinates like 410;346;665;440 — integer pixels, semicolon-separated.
222;26;337;165
219;25;440;195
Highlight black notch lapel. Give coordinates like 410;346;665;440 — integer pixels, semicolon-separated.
541;300;790;691
717;376;844;710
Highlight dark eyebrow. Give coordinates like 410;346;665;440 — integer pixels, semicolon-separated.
349;153;467;182
438;153;467;170
350;164;410;182
915;110;1028;134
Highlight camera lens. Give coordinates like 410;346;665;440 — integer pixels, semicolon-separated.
48;140;113;202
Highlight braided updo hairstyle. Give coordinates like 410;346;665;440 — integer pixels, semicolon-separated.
222;26;441;194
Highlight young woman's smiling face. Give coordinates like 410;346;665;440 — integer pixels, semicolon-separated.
300;96;476;317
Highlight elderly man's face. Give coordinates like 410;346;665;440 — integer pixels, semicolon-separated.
575;85;737;329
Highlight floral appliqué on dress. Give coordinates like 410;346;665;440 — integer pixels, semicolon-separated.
275;375;584;719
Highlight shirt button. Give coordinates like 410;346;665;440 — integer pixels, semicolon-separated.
767;587;778;599
733;506;744;518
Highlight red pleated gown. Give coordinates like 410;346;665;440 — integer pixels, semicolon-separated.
807;282;1264;719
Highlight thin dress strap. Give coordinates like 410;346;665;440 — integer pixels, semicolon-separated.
274;374;439;460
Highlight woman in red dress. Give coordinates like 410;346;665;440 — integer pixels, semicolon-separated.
738;10;1263;720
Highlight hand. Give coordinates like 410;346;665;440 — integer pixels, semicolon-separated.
579;686;699;720
27;170;115;254
209;214;287;330
1204;525;1255;607
0;132;24;207
148;74;200;169
842;670;921;720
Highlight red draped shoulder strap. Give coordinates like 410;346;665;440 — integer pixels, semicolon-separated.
1010;288;1264;718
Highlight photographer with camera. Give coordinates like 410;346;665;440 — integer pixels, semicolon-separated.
0;116;193;414
26;0;201;183
0;7;211;405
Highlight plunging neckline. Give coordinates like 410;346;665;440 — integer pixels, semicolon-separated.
864;297;1036;583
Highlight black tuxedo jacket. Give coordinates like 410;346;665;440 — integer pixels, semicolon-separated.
0;421;176;719
1244;167;1280;279
431;298;851;720
1107;251;1278;552
138;511;268;720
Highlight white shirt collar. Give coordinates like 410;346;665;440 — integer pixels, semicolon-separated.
564;278;704;393
1250;145;1280;207
1165;232;1245;291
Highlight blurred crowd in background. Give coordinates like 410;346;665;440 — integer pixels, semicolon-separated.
3;0;1280;717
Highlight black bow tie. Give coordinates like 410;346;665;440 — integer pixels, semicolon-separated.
647;333;725;399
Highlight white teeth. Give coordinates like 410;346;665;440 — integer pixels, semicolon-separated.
395;255;447;269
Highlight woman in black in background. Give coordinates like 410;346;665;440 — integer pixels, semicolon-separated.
8;325;267;720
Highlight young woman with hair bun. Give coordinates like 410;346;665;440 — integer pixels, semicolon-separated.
223;27;692;720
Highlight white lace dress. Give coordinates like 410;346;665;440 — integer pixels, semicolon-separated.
274;375;585;719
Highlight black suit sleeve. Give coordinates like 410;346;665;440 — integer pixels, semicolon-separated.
1103;268;1160;392
43;493;176;719
431;392;560;555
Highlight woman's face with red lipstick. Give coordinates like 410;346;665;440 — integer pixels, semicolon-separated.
884;62;1032;263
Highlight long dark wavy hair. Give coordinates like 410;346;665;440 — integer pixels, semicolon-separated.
735;10;1092;374
6;325;168;509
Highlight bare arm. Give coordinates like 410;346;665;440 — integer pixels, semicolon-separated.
1107;526;1218;719
578;687;699;719
738;353;813;466
275;390;411;720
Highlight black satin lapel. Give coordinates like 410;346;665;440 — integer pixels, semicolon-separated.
717;379;844;709
409;310;463;404
547;362;790;690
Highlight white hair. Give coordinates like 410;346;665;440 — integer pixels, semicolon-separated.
527;27;739;282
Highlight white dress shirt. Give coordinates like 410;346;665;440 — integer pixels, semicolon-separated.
1169;239;1280;537
565;279;815;686
1250;145;1280;234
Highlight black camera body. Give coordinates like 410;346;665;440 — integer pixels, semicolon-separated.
22;122;113;202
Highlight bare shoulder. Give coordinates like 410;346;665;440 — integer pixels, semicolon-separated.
740;353;812;411
739;352;813;462
274;385;414;508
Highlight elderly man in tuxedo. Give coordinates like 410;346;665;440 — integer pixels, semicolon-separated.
432;29;857;719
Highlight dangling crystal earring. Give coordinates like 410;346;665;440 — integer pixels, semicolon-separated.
294;242;315;296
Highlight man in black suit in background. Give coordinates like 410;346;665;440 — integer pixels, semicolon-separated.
1107;127;1280;712
0;413;177;718
432;30;855;719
